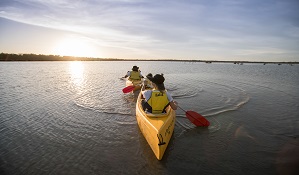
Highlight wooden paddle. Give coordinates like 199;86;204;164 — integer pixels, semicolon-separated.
122;85;135;93
177;105;210;127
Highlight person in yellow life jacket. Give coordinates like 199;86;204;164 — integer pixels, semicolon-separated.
141;74;177;114
123;66;143;81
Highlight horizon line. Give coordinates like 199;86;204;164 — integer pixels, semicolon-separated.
0;52;298;64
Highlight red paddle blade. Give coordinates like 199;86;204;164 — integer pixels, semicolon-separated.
186;111;210;127
122;85;135;93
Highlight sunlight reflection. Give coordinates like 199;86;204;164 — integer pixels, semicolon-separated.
69;61;84;86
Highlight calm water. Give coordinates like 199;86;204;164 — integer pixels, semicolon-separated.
0;61;298;175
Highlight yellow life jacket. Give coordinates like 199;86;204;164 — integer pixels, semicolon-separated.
129;71;141;81
147;90;170;114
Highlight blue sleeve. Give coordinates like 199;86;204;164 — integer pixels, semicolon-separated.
142;90;152;101
166;91;173;102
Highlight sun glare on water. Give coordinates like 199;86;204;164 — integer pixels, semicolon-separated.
69;61;84;86
53;37;97;57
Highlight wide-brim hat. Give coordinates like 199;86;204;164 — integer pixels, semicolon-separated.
147;74;165;90
132;66;139;71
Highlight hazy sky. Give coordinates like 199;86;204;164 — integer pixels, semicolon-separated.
1;0;299;61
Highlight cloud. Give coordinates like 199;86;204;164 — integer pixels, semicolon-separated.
0;0;299;61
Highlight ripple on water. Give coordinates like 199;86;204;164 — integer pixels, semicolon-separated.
168;76;251;135
199;80;250;117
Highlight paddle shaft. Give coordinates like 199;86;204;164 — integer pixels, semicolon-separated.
177;105;187;113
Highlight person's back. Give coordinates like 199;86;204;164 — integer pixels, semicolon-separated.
143;90;169;113
123;66;143;81
129;70;142;81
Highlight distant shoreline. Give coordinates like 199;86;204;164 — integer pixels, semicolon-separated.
0;53;298;65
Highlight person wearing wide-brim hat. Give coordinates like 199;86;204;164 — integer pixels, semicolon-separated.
123;65;143;81
141;74;177;114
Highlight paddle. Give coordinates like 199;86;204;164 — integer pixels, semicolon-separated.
177;105;210;127
122;85;135;93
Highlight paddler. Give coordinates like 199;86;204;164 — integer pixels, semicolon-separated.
144;73;153;89
123;66;144;81
141;74;177;114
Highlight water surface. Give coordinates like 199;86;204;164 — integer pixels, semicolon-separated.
0;61;298;175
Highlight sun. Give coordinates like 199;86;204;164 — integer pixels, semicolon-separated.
53;36;97;57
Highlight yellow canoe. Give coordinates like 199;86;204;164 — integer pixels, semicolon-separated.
126;79;142;92
136;92;176;160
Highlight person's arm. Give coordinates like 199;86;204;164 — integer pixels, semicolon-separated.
166;91;177;110
123;71;130;78
169;101;178;110
139;71;144;78
142;90;151;100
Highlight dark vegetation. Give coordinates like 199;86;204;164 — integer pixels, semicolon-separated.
0;53;298;65
0;53;119;61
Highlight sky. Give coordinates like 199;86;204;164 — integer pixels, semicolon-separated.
0;0;299;61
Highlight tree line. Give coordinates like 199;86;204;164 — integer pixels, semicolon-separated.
0;53;120;61
0;53;298;64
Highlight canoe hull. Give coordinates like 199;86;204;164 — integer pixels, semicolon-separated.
136;93;176;160
126;80;142;92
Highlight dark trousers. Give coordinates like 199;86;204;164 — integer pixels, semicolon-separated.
141;100;152;113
